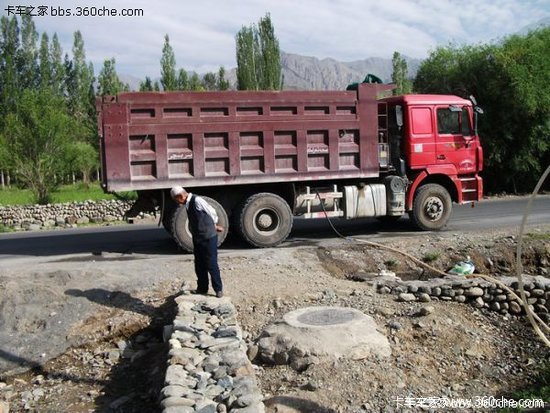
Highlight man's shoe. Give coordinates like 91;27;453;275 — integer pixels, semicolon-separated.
215;290;223;298
191;289;208;295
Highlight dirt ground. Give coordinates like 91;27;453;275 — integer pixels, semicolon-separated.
0;223;549;412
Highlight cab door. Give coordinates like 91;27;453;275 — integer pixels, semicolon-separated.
406;106;436;169
435;106;477;174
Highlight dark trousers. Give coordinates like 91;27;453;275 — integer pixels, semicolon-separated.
193;235;222;293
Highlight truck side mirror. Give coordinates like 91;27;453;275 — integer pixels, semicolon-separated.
395;105;403;128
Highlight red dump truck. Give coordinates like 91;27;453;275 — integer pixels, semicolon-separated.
96;82;483;251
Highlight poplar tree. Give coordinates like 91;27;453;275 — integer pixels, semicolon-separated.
189;72;202;91
217;66;230;90
50;33;64;95
202;72;217;90
0;16;20;120
38;32;50;87
235;26;257;90
160;34;177;91
67;31;94;120
236;14;281;90
257;14;281;90
98;58;124;96
19;14;38;89
139;76;153;91
391;51;412;95
177;68;188;90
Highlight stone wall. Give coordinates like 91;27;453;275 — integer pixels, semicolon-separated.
161;293;264;413
0;200;157;230
372;273;550;321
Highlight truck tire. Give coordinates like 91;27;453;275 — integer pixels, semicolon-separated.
171;196;229;252
236;193;293;248
411;184;452;231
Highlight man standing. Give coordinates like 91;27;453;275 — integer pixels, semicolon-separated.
170;187;224;298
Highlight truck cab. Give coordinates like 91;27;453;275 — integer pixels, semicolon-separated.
380;94;483;229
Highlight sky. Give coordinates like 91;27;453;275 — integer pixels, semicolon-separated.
2;0;549;79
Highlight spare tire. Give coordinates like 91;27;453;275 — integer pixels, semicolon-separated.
171;195;229;252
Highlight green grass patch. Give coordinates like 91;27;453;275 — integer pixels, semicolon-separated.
0;223;13;233
0;187;34;205
525;232;550;241
0;183;137;206
422;250;441;263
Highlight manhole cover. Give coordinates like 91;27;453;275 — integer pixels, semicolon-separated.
296;308;358;326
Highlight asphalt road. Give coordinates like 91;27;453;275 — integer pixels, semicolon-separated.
0;195;548;262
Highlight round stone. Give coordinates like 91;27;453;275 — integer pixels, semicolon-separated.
397;293;416;302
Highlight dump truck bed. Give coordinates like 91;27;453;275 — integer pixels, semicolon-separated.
97;83;392;192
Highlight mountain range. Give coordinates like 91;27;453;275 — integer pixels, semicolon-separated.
120;51;421;92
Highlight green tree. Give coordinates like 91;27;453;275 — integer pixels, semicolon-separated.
66;141;99;186
391;51;412;95
257;14;281;90
189;72;202;91
414;28;550;193
202;72;217;90
177;68;188;90
1;88;76;203
50;33;64;95
217;66;230;90
98;57;124;96
139;76;153;91
236;25;257;90
66;31;95;147
153;80;160;91
160;34;176;91
38;32;51;87
236;14;281;90
0;16;20;121
19;14;39;89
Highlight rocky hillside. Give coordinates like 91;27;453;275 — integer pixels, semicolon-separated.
279;51;420;90
225;51;421;90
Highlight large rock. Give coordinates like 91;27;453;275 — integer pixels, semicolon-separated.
258;306;390;368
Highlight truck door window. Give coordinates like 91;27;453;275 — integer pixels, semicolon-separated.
461;108;472;136
437;108;460;134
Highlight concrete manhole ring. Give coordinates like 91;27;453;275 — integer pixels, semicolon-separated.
295;307;358;326
283;306;367;329
260;306;391;364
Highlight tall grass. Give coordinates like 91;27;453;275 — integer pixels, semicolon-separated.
0;183;136;206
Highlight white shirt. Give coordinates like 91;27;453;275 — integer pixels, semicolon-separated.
185;193;218;224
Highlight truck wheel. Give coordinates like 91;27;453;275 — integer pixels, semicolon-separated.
171;196;229;252
236;193;293;248
411;184;452;231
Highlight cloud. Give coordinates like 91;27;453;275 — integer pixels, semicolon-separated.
22;0;549;79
